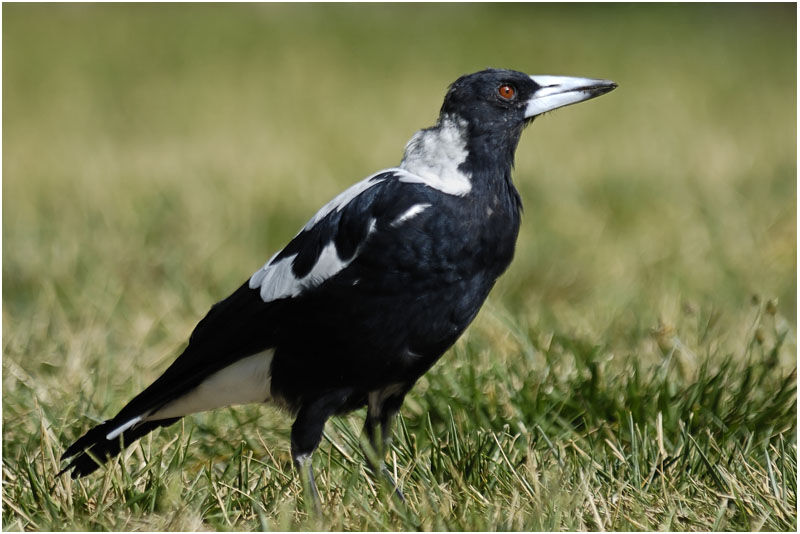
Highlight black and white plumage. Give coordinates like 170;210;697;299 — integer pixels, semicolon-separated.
60;68;616;502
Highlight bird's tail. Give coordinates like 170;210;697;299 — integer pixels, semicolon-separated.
58;416;180;478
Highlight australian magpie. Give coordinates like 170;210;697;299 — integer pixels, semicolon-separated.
60;68;616;505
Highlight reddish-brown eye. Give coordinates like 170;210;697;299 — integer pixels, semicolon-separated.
498;84;515;99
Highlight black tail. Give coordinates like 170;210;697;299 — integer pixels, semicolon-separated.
58;282;279;479
59;417;180;478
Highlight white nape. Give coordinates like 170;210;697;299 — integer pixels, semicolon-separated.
400;115;472;196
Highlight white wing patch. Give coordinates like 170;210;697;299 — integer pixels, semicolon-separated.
250;116;471;303
248;171;392;302
302;171;388;230
247;243;352;303
391;203;432;227
399;115;471;196
249;252;299;301
249;129;468;304
249;218;378;303
146;349;275;420
302;240;350;286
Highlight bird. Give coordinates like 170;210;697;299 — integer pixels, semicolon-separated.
59;68;616;507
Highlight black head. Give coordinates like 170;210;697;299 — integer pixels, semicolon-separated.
440;68;617;138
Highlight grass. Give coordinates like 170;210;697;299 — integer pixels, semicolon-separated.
2;3;796;531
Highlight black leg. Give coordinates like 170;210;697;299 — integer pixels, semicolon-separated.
291;389;352;516
364;386;408;502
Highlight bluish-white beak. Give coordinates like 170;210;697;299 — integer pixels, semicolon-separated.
525;75;617;118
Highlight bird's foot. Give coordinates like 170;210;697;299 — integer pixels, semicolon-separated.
380;464;406;503
295;453;323;518
365;456;405;503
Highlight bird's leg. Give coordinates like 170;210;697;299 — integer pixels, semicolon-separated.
364;390;407;502
291;390;351;517
362;411;385;471
292;449;321;517
378;416;405;502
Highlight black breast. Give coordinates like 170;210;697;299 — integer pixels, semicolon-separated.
270;179;522;405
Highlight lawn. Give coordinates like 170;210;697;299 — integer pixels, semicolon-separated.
2;3;796;531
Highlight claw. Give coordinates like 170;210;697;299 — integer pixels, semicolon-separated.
380;464;405;503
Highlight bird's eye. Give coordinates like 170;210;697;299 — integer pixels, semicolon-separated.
498;84;516;100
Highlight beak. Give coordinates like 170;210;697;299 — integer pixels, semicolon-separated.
525;75;617;118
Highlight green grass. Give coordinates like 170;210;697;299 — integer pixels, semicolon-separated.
3;3;796;531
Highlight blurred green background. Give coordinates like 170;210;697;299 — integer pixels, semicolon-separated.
4;3;795;328
2;3;796;530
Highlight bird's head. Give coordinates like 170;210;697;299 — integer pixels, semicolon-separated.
439;68;617;138
400;68;617;194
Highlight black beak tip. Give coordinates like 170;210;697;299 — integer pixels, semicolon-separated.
592;81;618;98
602;81;618;92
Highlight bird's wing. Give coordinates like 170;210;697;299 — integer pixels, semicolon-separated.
90;169;435;433
247;168;436;302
